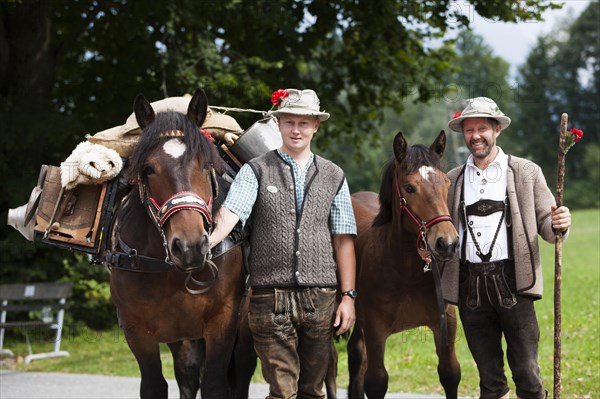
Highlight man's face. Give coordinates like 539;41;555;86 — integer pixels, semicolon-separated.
278;113;320;154
462;118;501;160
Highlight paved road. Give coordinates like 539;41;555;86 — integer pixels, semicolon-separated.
0;370;451;398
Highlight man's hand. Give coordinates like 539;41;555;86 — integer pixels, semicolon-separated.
551;205;571;232
333;296;355;336
210;207;240;249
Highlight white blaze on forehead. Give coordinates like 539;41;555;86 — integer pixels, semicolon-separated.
419;165;436;181
163;138;186;158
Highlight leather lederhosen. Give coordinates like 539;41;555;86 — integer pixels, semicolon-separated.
459;185;516;310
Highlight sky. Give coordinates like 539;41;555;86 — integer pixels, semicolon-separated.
469;0;592;78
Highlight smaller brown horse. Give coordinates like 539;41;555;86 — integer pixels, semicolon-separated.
347;131;461;399
107;89;255;399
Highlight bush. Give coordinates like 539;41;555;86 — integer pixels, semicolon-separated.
62;253;116;330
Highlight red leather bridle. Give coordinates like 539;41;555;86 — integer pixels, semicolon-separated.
395;182;453;260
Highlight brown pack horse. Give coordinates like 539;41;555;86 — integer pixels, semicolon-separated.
347;131;461;398
107;89;255;399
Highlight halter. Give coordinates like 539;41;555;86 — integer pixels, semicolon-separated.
395;180;452;269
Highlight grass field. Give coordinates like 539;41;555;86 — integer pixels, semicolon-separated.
2;209;598;398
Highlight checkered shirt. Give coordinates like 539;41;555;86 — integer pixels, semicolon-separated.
222;150;356;236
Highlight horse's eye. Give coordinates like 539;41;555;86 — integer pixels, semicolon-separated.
142;165;155;176
403;184;416;194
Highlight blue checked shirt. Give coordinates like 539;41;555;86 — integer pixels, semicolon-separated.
223;150;357;236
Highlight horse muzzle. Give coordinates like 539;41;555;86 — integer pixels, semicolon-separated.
169;232;212;272
431;235;459;262
426;223;459;262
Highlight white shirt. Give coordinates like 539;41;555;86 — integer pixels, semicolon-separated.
460;147;510;262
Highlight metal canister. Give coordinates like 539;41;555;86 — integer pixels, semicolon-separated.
229;117;282;164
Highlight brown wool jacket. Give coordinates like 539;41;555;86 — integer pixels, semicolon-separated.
441;155;569;304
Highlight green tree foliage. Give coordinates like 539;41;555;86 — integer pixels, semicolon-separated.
447;30;514;117
329;28;515;191
512;1;599;208
443;29;518;166
0;0;562;328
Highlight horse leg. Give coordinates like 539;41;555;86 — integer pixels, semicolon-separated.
362;324;390;399
200;325;239;399
231;314;257;399
432;305;461;399
122;324;168;399
168;340;203;399
325;339;338;399
347;322;368;399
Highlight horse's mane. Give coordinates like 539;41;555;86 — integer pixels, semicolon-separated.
126;111;227;181
373;144;442;226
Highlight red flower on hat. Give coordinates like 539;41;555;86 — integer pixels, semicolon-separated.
564;127;584;153
452;112;461;119
271;89;289;107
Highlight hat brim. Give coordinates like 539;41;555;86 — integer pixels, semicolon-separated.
268;108;330;121
448;114;511;133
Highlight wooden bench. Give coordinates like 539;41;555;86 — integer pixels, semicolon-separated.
0;282;73;364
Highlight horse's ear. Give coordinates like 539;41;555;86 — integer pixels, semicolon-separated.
393;131;408;163
134;94;155;130
187;89;208;127
430;130;446;158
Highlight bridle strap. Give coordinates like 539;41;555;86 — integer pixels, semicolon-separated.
395;182;452;251
147;191;213;228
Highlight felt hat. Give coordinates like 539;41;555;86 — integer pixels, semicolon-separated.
448;97;511;133
268;89;330;121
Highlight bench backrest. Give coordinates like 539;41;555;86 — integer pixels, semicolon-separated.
0;282;73;301
0;281;74;363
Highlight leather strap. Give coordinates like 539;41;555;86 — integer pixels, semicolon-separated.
105;235;242;273
431;258;448;346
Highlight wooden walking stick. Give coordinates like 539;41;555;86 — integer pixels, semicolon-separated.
553;113;568;399
554;114;584;398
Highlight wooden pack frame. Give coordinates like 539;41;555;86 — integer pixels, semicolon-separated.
33;165;118;255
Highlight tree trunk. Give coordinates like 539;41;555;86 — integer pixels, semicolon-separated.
0;0;54;110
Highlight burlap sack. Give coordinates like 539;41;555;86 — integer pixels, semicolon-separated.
86;96;243;157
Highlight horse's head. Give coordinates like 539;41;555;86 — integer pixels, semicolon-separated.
379;131;458;262
126;89;225;272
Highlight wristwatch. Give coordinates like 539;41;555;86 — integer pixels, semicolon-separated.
341;289;358;299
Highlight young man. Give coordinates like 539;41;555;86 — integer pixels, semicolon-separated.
442;97;571;399
210;88;357;398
